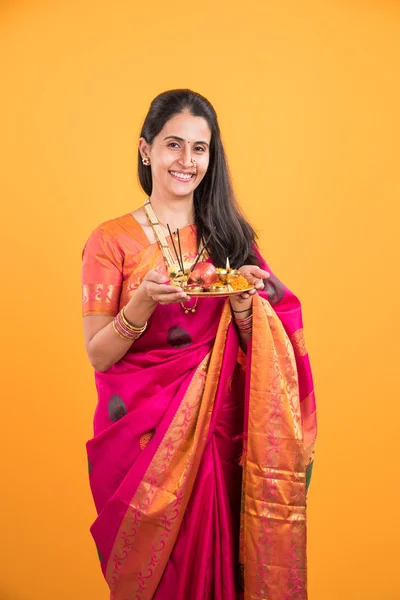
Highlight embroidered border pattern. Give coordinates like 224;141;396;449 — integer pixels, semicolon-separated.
82;282;121;315
245;296;307;600
291;328;308;357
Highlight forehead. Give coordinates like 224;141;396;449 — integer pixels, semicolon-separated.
158;112;211;142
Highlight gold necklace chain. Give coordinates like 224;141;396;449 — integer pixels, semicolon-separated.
148;210;192;234
143;198;198;314
144;199;176;268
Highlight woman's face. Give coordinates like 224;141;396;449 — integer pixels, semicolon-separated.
140;111;211;199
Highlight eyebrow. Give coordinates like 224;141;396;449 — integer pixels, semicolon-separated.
163;135;209;147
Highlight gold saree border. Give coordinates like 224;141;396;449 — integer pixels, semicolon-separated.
301;391;317;468
82;282;122;316
243;294;307;600
106;302;232;600
290;328;308;357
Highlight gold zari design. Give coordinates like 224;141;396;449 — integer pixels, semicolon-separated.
139;432;154;451
82;282;121;316
242;295;307;599
291;327;308;357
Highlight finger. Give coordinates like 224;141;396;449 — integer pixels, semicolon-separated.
160;284;184;294
247;267;270;279
151;293;187;303
149;283;183;295
254;280;265;289
145;270;170;284
157;293;190;304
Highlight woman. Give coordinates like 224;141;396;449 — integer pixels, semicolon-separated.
82;89;317;600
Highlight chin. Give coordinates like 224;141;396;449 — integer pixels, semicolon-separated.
168;183;197;197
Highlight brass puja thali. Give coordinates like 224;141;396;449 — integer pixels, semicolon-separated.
142;199;254;298
168;259;255;298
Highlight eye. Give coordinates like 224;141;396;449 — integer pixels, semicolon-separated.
168;142;180;149
194;146;206;152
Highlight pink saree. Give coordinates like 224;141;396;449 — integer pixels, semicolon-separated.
82;214;317;600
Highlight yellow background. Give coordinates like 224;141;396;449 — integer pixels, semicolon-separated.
1;1;399;599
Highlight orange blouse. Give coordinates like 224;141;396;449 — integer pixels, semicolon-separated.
81;213;198;316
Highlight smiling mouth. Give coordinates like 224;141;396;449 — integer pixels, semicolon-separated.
169;171;196;182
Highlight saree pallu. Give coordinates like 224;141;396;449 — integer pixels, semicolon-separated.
86;257;317;600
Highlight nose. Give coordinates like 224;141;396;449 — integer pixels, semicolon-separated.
178;144;193;169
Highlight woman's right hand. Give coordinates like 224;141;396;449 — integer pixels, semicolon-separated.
139;269;190;305
84;269;189;373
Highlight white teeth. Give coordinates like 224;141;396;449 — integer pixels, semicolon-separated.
170;171;193;180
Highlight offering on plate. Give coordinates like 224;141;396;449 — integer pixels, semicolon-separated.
168;259;251;294
188;262;219;286
166;231;252;295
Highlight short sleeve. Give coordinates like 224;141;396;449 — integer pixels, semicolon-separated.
81;226;123;316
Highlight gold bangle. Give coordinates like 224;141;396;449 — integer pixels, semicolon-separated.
112;320;139;342
120;307;147;333
120;307;147;332
234;314;253;324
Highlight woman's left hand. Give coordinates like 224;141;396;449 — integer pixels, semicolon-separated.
229;265;270;311
237;265;270;298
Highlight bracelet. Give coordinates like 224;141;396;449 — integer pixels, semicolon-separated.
120;307;147;332
112;309;147;342
113;314;142;341
231;307;252;313
112;320;141;342
234;313;253;335
234;314;252;324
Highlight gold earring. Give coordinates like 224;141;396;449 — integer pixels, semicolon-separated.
191;158;197;173
142;157;150;166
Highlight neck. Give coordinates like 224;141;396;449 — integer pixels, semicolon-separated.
148;189;194;231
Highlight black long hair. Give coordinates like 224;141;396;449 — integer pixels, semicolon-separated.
138;89;259;268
